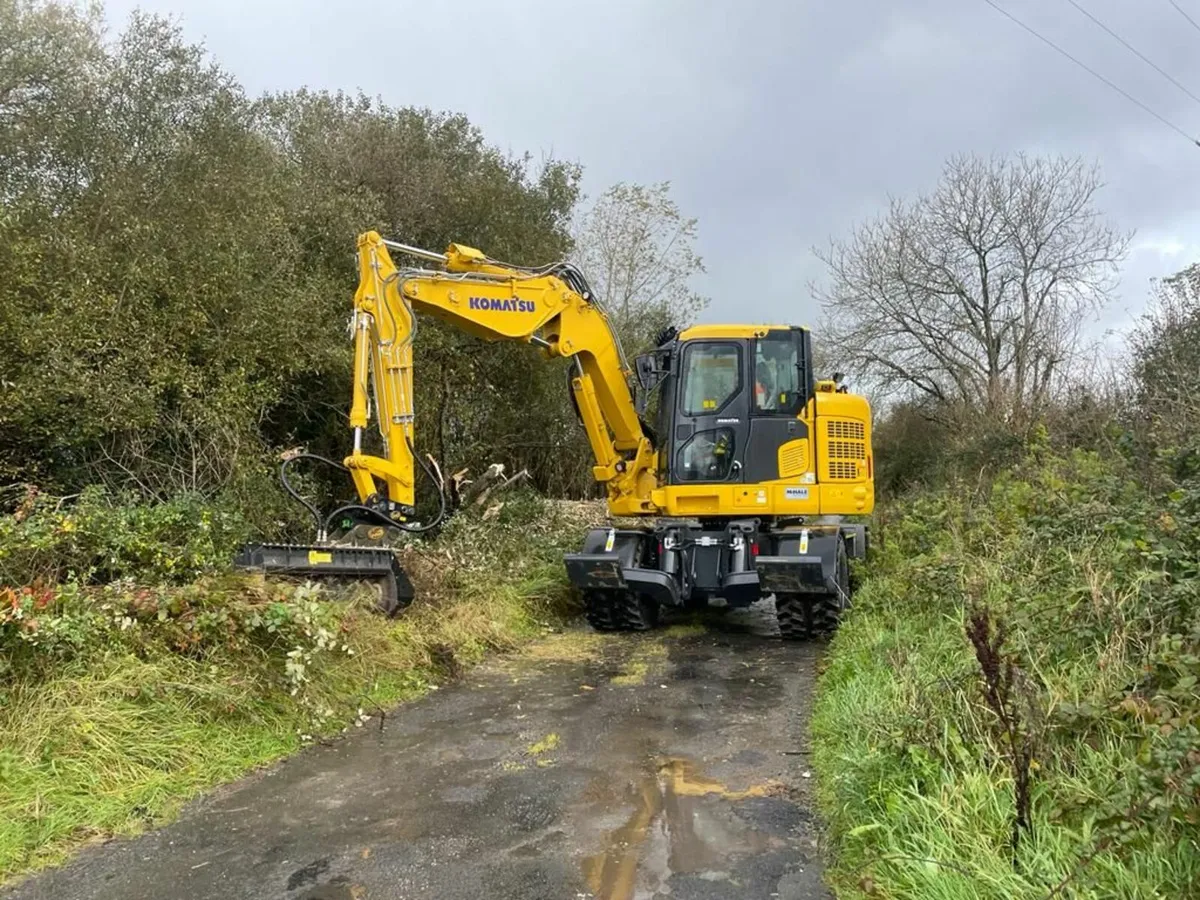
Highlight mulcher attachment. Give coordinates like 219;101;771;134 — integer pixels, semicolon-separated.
233;543;415;616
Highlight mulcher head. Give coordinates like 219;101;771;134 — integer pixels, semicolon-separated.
233;543;415;616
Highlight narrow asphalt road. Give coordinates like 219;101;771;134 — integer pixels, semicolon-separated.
5;604;831;900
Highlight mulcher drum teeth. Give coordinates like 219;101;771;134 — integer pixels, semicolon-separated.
233;543;414;616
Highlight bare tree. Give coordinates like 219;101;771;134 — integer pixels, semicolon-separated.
815;154;1129;429
571;181;708;355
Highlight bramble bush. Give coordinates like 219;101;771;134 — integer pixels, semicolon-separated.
0;486;357;696
0;574;353;694
0;486;251;587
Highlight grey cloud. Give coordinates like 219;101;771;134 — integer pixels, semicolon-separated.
105;0;1200;338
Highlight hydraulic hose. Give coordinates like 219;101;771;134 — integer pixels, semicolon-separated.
320;436;447;537
279;440;447;541
280;453;349;536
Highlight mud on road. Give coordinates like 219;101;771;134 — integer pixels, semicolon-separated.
5;604;832;900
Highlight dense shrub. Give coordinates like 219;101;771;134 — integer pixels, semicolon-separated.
0;1;586;510
0;487;251;587
0;577;345;686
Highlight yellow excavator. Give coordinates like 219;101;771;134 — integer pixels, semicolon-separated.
236;232;874;638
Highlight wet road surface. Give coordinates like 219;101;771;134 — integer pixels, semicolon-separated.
4;604;830;900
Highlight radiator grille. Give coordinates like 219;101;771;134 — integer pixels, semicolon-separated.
824;419;866;481
827;440;866;460
827;460;859;480
827;420;865;440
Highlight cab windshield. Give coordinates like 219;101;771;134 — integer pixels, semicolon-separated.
681;343;741;416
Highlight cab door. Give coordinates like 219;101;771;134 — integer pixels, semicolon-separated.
668;340;750;485
742;328;813;483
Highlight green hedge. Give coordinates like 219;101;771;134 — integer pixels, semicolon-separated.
0;487;250;587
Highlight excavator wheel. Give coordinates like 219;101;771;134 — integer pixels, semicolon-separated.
775;536;850;641
774;594;811;640
584;590;660;633
584;591;619;632
614;590;660;631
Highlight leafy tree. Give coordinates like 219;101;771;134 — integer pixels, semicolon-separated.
1129;262;1200;450
252;90;586;498
0;1;590;514
571;181;708;356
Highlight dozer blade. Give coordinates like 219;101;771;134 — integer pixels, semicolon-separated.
233;543;415;616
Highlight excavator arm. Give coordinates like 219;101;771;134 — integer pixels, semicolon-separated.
346;231;660;519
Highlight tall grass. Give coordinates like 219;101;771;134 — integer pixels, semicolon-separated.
812;449;1200;898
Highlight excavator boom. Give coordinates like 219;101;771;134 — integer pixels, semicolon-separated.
345;232;659;519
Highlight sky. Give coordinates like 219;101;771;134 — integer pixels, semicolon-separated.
104;0;1200;348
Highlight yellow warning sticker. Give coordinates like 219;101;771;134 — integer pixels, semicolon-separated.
799;530;810;555
308;550;333;565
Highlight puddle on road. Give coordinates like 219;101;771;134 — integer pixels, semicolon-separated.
582;757;784;900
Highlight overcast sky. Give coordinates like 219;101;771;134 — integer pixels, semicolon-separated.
106;0;1200;346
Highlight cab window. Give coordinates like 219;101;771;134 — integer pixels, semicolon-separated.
754;332;801;413
676;427;737;482
681;343;742;416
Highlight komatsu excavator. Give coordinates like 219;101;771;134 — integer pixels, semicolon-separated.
236;232;874;639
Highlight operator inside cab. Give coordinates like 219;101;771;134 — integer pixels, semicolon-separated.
755;338;795;411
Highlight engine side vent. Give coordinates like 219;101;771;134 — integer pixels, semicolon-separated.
827;419;865;441
777;439;809;478
827;460;858;480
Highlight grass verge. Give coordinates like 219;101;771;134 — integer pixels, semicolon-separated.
812;449;1200;899
0;492;593;883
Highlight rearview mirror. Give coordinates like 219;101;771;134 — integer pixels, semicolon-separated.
634;350;671;392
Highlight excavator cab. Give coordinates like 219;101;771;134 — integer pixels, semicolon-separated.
571;324;873;638
637;326;815;489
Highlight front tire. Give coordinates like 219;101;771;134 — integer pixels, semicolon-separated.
775;536;850;640
584;591;619;632
775;593;809;640
615;591;660;631
585;590;660;632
